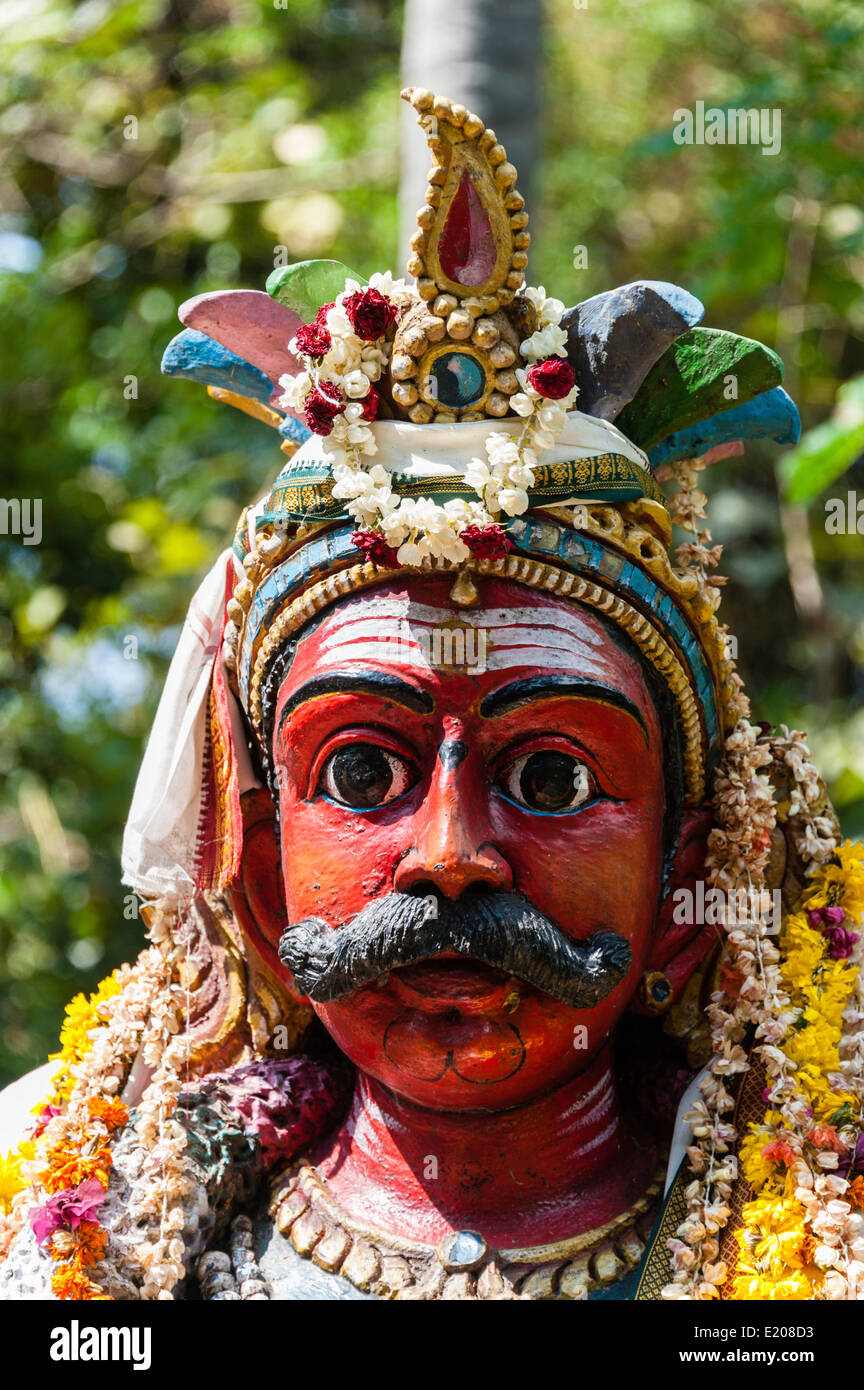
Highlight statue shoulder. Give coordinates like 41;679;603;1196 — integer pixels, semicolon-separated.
0;1062;56;1153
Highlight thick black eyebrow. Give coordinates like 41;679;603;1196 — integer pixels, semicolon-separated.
276;670;434;736
479;676;649;744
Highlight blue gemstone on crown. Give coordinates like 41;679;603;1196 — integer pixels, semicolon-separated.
430;351;486;408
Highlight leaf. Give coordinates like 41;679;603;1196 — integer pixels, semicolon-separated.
648;387;801;468
265;259;366;321
779;376;864;503
161;329;275;405
616;328;784;450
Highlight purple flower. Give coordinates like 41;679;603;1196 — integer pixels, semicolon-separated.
30;1104;62;1138
825;926;860;960
808;902;859;958
29;1178;107;1246
808;904;848;929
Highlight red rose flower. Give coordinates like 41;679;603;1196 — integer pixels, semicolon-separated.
304;382;344;435
360;385;380;421
351;529;401;568
460;524;512;560
343;288;397;341
294;303;334;359
526;355;577;400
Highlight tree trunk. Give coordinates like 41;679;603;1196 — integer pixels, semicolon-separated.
399;0;543;264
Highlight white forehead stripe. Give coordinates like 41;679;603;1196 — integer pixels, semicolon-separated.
317;595;603;641
310;596;611;676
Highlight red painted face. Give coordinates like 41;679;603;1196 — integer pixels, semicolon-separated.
271;574;667;1111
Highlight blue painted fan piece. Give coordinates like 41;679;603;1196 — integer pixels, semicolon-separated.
562;280;705;420
279;414;312;446
647;387;801;469
161;329;278;409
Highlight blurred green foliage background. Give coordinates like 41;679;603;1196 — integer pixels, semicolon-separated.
1;0;863;1084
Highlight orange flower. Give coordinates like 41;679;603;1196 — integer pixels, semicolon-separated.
807;1124;848;1154
86;1096;129;1132
848;1176;864;1210
70;1221;108;1268
720;964;746;998
49;1221;107;1268
50;1263;110;1300
47;1230;77;1261
761;1138;798;1168
42;1145;112;1194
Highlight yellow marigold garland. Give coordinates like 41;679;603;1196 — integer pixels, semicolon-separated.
1;907;193;1301
0;973;127;1297
48;974;122;1102
731;842;864;1300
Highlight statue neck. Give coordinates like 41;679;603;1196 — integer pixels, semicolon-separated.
312;1045;659;1247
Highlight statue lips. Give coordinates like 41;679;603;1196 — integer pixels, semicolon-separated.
388;956;518;1012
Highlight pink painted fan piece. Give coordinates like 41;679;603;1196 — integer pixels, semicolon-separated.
179;289;303;411
437;170;498;287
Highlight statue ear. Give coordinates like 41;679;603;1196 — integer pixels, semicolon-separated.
631;804;718;1016
228;787;307;1004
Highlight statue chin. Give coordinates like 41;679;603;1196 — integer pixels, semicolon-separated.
308;932;651;1110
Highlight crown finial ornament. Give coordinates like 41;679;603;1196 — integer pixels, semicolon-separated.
392;87;533;424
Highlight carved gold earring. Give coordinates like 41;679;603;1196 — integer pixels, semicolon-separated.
639;970;674;1014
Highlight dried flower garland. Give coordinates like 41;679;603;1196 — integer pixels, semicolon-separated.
0;905;191;1300
277;278;578;567
730;842;864;1300
661;714;864;1300
0;974;126;1297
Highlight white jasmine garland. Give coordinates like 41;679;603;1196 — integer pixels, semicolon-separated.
276;276;580;565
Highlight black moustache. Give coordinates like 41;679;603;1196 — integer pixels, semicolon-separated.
277;891;632;1009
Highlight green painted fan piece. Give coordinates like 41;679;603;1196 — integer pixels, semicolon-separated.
616;327;784;451
266;259;367;322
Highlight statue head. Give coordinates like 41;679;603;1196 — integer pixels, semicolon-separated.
262;566;714;1111
124;86;801;1114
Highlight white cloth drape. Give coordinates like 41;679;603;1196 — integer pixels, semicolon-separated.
121;549;235;905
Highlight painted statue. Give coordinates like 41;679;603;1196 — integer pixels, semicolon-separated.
3;88;864;1303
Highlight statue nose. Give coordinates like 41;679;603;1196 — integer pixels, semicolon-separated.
393;746;512;900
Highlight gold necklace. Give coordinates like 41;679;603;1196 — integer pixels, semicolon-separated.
270;1162;665;1301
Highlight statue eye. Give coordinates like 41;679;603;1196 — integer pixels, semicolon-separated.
318;743;415;809
498;750;599;814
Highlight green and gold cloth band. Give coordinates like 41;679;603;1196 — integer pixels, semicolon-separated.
259;411;664;525
263;451;665;525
